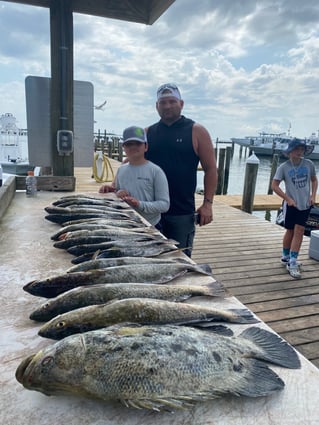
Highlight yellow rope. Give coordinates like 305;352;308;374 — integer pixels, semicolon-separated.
92;151;115;183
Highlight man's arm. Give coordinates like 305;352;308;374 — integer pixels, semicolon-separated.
310;175;318;205
192;123;218;225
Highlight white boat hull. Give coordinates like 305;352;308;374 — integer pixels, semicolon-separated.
231;137;319;160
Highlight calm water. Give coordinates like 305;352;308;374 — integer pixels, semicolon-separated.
3;139;318;224
197;143;319;223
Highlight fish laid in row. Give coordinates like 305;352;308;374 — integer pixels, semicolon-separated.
68;239;179;261
45;204;133;215
52;195;130;209
45;209;140;225
66;256;190;273
51;220;144;240
29;281;226;322
57;226;159;241
54;234;163;250
37;297;258;340
16;323;301;411
23;263;212;298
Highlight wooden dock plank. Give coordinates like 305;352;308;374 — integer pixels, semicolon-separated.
192;195;319;369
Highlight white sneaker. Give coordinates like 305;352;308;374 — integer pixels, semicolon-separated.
281;257;302;268
281;256;290;265
286;263;301;279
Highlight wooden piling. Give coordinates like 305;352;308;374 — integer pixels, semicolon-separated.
216;147;226;195
222;146;232;194
267;154;279;194
241;153;260;213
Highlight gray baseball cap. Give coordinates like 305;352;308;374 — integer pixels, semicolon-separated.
121;126;147;144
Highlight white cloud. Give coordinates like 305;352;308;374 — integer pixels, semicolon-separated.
1;0;319;140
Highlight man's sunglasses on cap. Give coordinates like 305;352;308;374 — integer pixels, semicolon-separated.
157;83;181;100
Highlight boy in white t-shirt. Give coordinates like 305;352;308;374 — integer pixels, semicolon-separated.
272;138;318;278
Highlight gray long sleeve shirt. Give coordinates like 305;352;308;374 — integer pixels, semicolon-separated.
114;161;170;225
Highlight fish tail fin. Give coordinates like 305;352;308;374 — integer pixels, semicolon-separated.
202;280;226;298
233;359;285;397
71;254;93;264
192;263;212;275
164;239;179;245
240;326;301;369
227;309;259;324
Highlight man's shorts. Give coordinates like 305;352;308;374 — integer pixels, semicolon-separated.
283;204;311;229
159;214;195;257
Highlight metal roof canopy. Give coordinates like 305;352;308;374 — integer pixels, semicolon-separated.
5;0;175;25
4;0;175;177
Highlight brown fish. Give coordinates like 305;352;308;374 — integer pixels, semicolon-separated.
38;297;259;340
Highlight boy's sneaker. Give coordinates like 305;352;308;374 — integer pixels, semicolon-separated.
281;256;290;265
286;263;301;279
281;257;302;269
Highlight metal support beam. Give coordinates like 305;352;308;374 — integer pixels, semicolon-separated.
50;0;74;176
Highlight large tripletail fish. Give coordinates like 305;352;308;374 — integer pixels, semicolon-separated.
29;282;226;322
68;239;178;260
23;263;212;298
16;324;301;411
66;256;190;273
37;297;258;340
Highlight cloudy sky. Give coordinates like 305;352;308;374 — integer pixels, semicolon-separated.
1;0;319;141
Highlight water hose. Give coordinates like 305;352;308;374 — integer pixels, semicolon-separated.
92;151;114;183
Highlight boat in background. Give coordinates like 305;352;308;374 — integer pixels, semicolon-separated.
231;131;319;160
0;113;32;175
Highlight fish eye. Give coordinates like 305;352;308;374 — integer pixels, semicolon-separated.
41;356;54;371
41;356;53;366
56;321;66;329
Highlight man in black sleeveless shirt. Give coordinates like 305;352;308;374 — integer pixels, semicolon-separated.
146;83;218;257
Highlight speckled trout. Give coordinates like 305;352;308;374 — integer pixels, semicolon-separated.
37;298;258;340
16;324;301;411
29;281;225;322
66;256;190;273
51;220;145;240
68;239;178;260
23;263;212;298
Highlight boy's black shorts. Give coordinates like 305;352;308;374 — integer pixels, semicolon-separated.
283;205;311;229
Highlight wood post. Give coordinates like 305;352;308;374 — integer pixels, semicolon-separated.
216;148;226;195
241;153;260;213
222;146;232;194
268;154;279;194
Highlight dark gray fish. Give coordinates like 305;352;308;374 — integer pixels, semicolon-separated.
23;263;212;298
69;239;178;260
29;281;225;322
52;197;130;209
45;211;137;225
51;220;145;240
58;226;158;240
54;232;164;250
66;256;189;273
93;243;179;259
45;204;139;217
